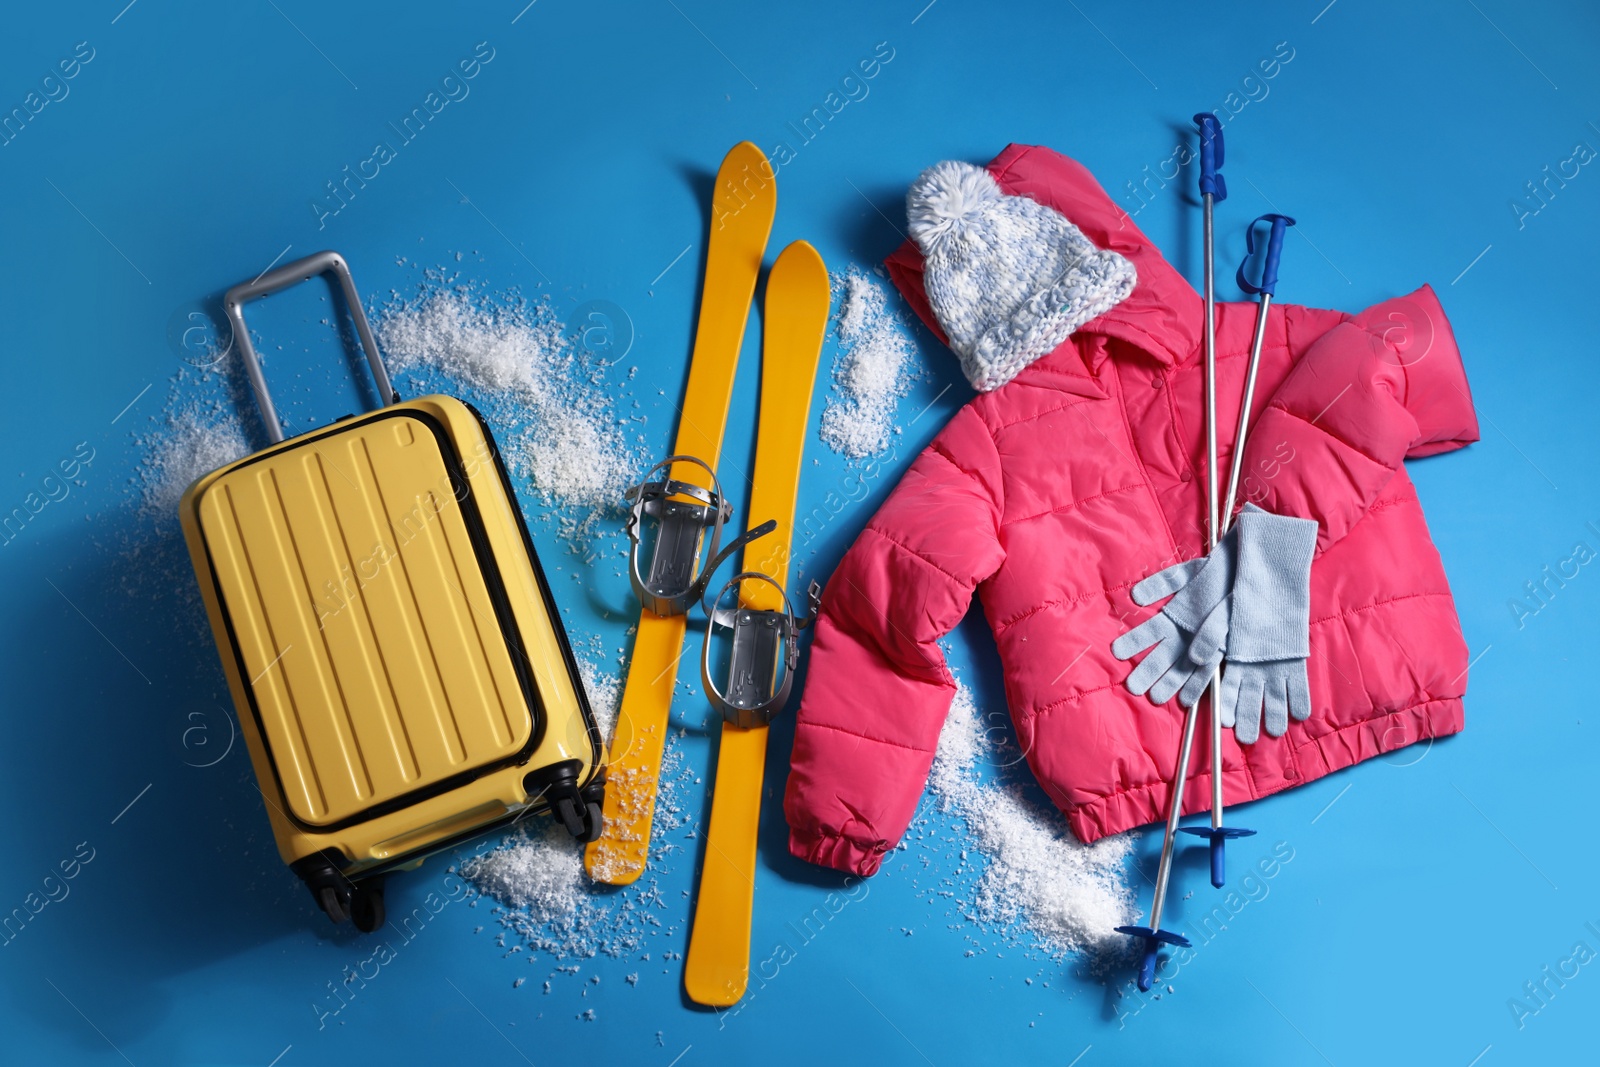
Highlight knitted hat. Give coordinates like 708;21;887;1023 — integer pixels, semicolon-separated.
907;160;1136;392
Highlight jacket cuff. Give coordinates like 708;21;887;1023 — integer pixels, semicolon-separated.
788;827;887;878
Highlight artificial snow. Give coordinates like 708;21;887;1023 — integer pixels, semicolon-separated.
137;409;250;517
924;683;1137;969
459;823;586;921
575;641;623;745
820;268;921;458
374;277;643;544
461;660;698;962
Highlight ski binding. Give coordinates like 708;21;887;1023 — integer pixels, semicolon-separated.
700;571;821;729
624;454;773;617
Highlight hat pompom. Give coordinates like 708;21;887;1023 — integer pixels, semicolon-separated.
907;160;1001;252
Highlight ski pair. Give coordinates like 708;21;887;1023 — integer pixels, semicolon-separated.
581;143;830;1007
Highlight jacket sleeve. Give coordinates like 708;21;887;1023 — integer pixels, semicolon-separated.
1237;285;1479;549
784;404;1005;876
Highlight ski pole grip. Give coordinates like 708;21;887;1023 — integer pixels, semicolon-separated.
1193;113;1226;202
1237;213;1296;297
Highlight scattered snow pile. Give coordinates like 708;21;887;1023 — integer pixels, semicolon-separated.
376;283;566;397
458;651;622;939
926;683;1137;968
461;655;701;962
374;277;643;542
459;817;644;961
575;637;623;744
137;405;251;516
110;371;262;646
460;823;586;921
820;268;921;458
521;417;632;512
458;728;696;961
926;681;986;800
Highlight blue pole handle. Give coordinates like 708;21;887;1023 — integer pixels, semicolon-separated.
1237;213;1296;297
1193;113;1226;202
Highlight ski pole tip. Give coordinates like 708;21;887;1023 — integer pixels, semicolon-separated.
1137;944;1158;992
1115;925;1191;991
1180;825;1257;887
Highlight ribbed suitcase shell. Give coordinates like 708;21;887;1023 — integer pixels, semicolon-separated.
182;395;599;880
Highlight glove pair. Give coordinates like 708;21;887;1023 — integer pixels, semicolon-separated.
1111;505;1318;744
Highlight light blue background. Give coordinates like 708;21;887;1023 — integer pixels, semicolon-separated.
2;1;1596;1064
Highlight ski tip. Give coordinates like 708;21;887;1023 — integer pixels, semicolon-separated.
726;140;767;164
720;141;770;172
717;141;776;194
770;240;829;291
708;142;777;248
774;238;821;260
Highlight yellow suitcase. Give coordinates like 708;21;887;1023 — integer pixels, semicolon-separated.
180;251;603;932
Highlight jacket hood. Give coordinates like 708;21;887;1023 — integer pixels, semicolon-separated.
886;144;1203;377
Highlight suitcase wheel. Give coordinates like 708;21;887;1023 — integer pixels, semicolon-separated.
525;759;605;844
315;880;385;932
557;795;604;844
297;852;387;934
317;886;348;925
349;885;385;933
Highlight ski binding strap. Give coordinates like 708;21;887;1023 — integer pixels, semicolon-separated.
624;455;773;617
700;573;822;730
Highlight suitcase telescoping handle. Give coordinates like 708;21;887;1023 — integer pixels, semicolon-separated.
223;249;399;445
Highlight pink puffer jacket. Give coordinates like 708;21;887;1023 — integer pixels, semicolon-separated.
785;144;1479;877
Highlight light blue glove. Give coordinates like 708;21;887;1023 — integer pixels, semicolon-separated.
1112;521;1244;709
1188;507;1320;743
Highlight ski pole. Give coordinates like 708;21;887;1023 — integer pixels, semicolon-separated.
1177;115;1255;890
1196;112;1225;559
1179;213;1295;885
1117;209;1295;992
1115;689;1200;992
1114;117;1227;990
1223;213;1295;525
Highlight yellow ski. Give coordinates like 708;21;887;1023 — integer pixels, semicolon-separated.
684;240;830;1006
584;143;776;885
